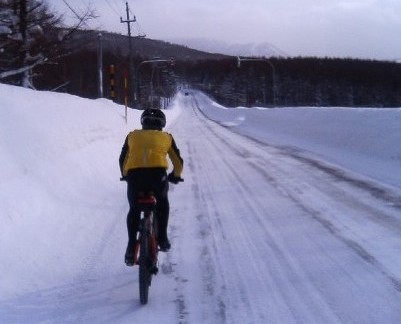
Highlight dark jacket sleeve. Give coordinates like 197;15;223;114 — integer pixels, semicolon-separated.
119;136;129;176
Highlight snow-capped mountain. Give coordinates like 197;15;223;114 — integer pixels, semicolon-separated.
170;38;287;57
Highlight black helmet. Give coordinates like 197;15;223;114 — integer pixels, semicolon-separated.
140;108;166;129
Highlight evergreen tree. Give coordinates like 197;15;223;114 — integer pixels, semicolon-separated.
0;0;63;87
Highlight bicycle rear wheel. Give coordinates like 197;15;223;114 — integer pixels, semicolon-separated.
139;224;151;304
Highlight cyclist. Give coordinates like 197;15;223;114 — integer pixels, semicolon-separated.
119;108;184;266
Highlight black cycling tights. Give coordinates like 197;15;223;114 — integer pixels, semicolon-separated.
125;168;170;245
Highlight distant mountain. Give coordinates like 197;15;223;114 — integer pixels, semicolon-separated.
63;29;228;61
168;38;287;58
62;29;285;61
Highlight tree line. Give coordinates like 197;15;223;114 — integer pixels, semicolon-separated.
181;57;401;108
34;50;401;109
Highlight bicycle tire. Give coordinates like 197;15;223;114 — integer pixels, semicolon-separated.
139;215;152;304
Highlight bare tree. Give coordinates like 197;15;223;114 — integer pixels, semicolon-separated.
0;0;96;88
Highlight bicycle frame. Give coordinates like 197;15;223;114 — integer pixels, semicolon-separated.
120;175;183;305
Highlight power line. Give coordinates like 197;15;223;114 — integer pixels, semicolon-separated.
128;4;145;37
112;0;125;14
61;0;82;20
104;0;121;17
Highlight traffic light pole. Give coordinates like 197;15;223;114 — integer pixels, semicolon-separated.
136;58;175;109
237;56;277;107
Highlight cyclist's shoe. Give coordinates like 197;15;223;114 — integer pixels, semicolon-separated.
158;239;171;252
125;243;136;266
150;265;159;275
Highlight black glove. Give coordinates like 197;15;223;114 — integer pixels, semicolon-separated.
167;172;183;184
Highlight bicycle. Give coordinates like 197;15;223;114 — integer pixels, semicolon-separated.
122;176;183;305
135;190;159;304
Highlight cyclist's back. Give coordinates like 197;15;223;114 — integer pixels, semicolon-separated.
122;129;182;171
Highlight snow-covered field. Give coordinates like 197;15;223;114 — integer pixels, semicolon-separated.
1;83;401;323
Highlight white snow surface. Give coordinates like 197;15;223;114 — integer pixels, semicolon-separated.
1;83;401;323
193;90;401;191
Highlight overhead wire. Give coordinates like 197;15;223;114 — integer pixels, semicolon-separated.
112;0;125;15
103;0;122;17
65;0;144;37
61;0;83;20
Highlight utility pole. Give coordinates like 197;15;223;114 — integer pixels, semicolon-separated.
97;33;103;98
120;1;136;107
19;0;29;87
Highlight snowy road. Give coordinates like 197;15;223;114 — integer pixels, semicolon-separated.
2;86;401;323
167;95;401;323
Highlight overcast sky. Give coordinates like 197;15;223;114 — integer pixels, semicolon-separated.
51;0;401;61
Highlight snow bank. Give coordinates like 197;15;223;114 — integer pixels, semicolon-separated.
0;84;180;299
191;91;401;190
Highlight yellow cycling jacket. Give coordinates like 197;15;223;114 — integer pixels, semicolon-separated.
120;129;183;177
